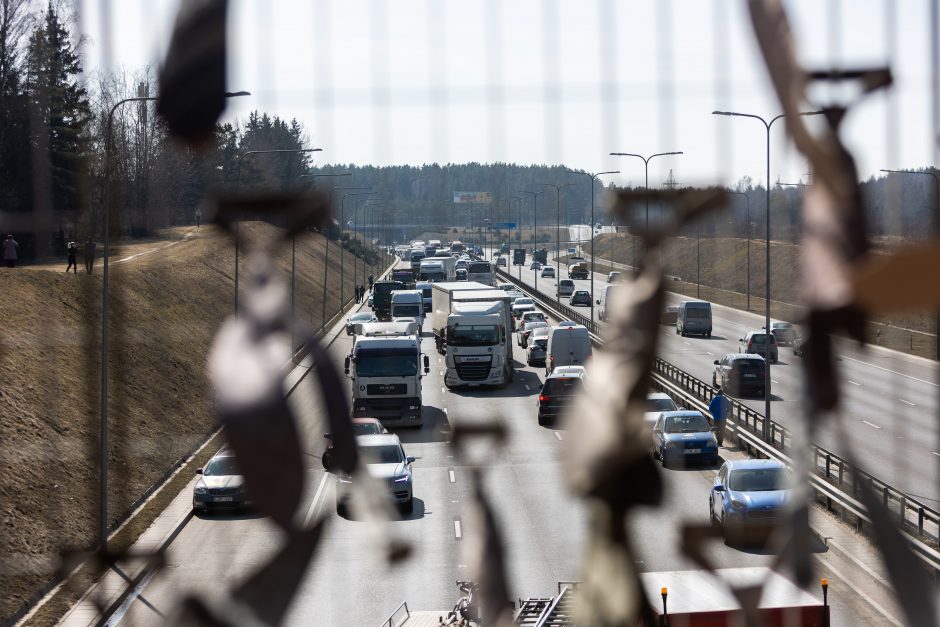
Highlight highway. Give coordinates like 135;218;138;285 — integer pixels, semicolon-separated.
100;260;891;626
487;245;940;507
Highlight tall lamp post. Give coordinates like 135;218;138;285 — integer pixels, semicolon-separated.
511;196;523;278
727;191;751;310
566;169;619;321
538;182;576;285
880;167;940;359
609;151;683;268
325;186;367;322
712;108;822;440
341;191;378;306
99;90;250;551
517;190;541;291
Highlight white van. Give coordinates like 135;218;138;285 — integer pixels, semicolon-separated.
676;301;713;337
546;323;592;375
596;284;625;322
557;279;575;298
390;290;425;327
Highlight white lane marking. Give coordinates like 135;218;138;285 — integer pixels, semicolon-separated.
862;420;881;430
705;351;714;356
682;341;690;346
440;369;445;376
899;398;916;406
818;561;904;627
441;387;446;394
839;354;939;388
454;520;462;539
303;472;330;526
847;380;861;386
771;379;779;384
554;431;563;441
449;469;456;483
931;451;940;457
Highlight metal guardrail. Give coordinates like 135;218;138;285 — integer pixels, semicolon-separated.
495;268;940;573
379;601;410;627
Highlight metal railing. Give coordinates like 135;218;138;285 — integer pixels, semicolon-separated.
379;601;410;627
495;267;940;573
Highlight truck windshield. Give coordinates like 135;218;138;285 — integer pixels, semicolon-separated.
356;353;418;377
393;305;421;317
448;325;499;346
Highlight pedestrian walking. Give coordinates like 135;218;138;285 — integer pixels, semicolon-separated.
195;207;202;229
357;285;364;303
368;274;374;291
66;240;78;273
84;239;97;274
708;386;731;446
3;234;18;267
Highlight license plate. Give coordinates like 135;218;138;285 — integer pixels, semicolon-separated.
743;374;756;378
214;496;234;502
684;448;701;454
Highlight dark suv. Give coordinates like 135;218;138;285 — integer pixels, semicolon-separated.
713;353;768;397
739;331;778;363
537;366;585;426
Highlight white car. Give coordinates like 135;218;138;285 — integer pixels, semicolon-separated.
497;283;515;291
518;320;549;347
335;434;415;516
644;392;678;431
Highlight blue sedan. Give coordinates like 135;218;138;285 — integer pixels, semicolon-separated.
651;411;719;468
709;459;789;543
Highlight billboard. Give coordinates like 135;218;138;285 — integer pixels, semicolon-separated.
453;191;493;204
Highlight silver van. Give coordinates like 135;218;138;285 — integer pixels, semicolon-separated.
676;301;712;337
557;279;575;298
546;323;592;374
596;284;625;322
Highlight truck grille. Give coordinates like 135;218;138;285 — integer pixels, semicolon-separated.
456;360;492;381
366;383;406;395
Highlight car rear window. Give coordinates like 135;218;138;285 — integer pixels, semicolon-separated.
560;280;574;286
749;333;775;344
542;377;582;395
685;307;710;319
532;338;547;349
734;360;764;374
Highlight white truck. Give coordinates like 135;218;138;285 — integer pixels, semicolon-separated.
418;255;456;282
430;281;492;353
344;334;430;427
443;290;514;388
390;289;425;327
408;249;426;274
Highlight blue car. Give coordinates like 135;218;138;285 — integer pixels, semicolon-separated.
709;459;789;542
651;411;719;468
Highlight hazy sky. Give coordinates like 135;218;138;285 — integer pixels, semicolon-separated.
78;0;935;191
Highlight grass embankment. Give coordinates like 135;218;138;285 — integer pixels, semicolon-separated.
0;222;387;622
585;233;937;359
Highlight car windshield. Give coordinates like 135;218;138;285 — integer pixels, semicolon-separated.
360;444;404;465
647;397;678;412
350;313;372;322
448;325;499;346
352;422;383;436
686;307;709;319
356;353;418;377
393;304;421;317
729;468;787;492
524;313;545;321
204;456;239;476
514;298;533;306
664;414;710;433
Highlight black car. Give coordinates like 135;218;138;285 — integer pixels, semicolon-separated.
537;367;585;426
713;353;768;397
193;448;250;514
570;290;591;307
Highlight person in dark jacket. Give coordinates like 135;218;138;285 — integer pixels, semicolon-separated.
84;239;97;274
3;234;18;267
708;386;731;446
66;241;78;273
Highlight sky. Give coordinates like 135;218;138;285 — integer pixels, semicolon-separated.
77;0;936;192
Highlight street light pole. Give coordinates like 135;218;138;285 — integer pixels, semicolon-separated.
566;169;619;321
512;196;523;279
517;190;540;291
880;167;940;359
712;109;822;440
538;182;576;286
325;186;366;323
100;91;249;551
609;152;683;269
727;191;751;310
341;192;378;306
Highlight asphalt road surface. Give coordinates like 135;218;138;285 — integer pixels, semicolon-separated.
488;245;940;507
110;261;886;626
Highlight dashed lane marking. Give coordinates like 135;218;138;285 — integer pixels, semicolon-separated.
454;520;462;539
303;472;330;526
847;380;861;386
862;420;881;430
899;398;916;406
771;379;779;384
449;469;456;483
441;387;446;394
554;431;563;441
932;451;940;457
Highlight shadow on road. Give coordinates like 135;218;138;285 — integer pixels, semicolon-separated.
395;406;450;444
447;368;542;400
193;509;266;521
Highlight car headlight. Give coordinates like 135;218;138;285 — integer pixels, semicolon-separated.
394;475;411;483
665;440;680;448
707;437;718;448
730;499;746;511
194;483;208;495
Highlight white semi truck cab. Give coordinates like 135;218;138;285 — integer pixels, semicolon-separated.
390;289;425;327
444;298;513;388
345;335;430;427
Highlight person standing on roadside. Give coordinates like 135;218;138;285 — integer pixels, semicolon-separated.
368;274;374;291
708;386;731;446
66;240;78;273
84;239;97;274
195;207;202;229
3;234;18;267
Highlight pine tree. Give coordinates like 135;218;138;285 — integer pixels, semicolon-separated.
25;2;90;219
